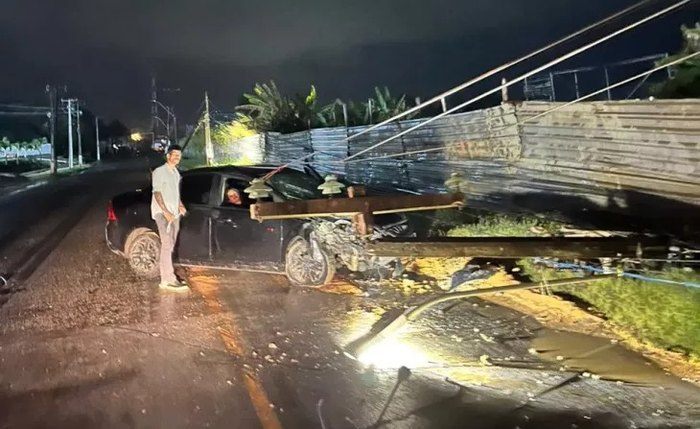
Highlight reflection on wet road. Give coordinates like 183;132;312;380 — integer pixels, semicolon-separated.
200;269;700;428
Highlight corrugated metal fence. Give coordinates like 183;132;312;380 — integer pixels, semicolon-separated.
210;99;700;216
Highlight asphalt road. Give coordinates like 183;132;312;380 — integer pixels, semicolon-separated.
0;158;698;429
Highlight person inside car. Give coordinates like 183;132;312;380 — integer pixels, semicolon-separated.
225;187;243;206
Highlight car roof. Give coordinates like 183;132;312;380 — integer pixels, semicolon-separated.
183;164;295;178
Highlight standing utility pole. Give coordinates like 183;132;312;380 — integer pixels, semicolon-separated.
95;116;101;162
75;100;83;165
46;85;57;174
172;108;178;146
204;92;214;166
151;74;158;138
62;98;76;169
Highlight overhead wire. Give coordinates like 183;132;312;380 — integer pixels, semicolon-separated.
344;0;657;142
315;50;700;165
534;259;700;289
343;0;691;162
260;0;686;180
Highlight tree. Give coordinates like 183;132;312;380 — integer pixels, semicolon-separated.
212;120;256;144
236;81;307;133
236;81;417;133
0;137;10;164
368;86;413;122
650;23;700;98
105;120;130;138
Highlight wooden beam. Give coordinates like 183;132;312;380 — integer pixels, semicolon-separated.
251;193;464;221
367;236;668;259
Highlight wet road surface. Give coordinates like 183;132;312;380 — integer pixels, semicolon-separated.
0;158;699;429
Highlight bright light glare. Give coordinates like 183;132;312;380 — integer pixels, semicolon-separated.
130;132;143;141
357;338;431;369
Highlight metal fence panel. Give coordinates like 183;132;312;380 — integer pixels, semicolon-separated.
516;100;700;205
215;99;700;218
309;128;347;177
264;131;311;165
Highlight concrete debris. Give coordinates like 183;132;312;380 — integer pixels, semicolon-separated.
268;343;278;350
479;333;495;343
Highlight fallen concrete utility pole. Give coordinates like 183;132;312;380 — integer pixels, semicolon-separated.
367;236;669;259
251;191;463;223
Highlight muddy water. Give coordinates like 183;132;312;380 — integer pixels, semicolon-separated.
532;329;695;389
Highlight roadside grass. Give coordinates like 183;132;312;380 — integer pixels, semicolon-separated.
447;213;563;237
520;259;700;358
445;214;700;359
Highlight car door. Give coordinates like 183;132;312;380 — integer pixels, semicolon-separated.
211;176;284;267
175;173;217;262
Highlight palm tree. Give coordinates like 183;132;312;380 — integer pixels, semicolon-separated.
368;86;413;123
236;81;301;133
14;141;27;164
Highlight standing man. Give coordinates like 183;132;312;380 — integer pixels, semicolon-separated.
151;145;188;291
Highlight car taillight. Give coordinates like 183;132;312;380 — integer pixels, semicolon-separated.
107;201;117;221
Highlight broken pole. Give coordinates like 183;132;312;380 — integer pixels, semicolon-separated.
367;236;669;259
251;193;464;221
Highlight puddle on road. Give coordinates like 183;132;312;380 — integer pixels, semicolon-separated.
532;329;691;388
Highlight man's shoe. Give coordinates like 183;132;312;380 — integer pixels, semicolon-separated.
159;281;190;292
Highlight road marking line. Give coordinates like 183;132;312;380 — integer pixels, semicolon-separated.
188;268;283;429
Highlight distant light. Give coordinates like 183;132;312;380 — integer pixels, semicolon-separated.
130;133;144;141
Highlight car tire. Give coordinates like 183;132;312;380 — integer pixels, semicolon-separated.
125;229;160;279
285;236;335;287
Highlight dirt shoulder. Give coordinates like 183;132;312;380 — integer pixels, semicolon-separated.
400;257;700;384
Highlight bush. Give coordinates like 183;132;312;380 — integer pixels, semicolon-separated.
445;214;563;237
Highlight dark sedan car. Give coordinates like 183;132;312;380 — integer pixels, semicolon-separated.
106;165;411;286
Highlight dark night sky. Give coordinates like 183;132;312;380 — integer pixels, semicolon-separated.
0;0;697;128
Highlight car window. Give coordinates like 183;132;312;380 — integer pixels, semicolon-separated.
268;170;323;200
181;174;214;205
221;178;253;208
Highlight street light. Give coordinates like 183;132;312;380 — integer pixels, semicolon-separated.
130;131;155;142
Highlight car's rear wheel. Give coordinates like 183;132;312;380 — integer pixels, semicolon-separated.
285;236;335;287
125;229;160;279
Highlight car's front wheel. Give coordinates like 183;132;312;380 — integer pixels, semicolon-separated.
125;228;160;279
285;236;335;287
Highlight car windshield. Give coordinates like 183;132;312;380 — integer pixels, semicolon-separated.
268;169;323;200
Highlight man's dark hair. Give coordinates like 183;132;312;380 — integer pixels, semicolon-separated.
167;144;182;153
